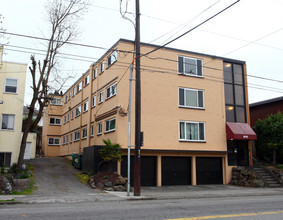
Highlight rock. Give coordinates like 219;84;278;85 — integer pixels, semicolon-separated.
114;177;127;185
0;175;12;195
105;187;114;191
105;181;113;187
114;185;126;191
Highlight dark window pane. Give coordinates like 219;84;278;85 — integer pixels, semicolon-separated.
235;85;244;106
199;123;204;140
179;88;184;106
178;56;183;74
236;107;246;123
198;91;203;108
223;63;233;83
5;86;17;93
224;84;234;105
197;60;203;76
225;106;235;122
233;64;243;85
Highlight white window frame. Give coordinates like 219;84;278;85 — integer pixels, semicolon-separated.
66;135;69;144
93;68;97;79
179;121;206;142
71;110;74;119
76;106;81;117
69;91;71;100
49;117;61;125
178;56;203;77
73;87;76;96
105;118;116;133
1;114;15;130
65;95;68;103
100;61;104;73
84;75;89;86
178;87;204;109
4;78;18;94
82;128;87;139
74;131;80;141
92;95;96;107
106;83;117;99
64;115;67;124
48;138;60;146
98;91;103;103
107;50;118;67
83;101;88;112
77;82;82;93
50;98;62;105
63;136;66;145
67;113;70;122
90;125;94;137
97;123;102;135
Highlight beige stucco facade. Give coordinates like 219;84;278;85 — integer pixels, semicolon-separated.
0;45;27;166
42;39;252;186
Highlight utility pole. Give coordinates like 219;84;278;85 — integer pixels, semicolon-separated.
134;0;141;196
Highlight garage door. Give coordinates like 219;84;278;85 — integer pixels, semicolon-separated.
196;157;223;185
121;156;157;186
162;157;191;186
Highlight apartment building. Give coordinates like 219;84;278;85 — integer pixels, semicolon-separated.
42;39;256;186
0;45;27;167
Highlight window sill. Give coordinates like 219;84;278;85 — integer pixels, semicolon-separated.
4;92;18;95
90;135;94;138
0;129;15;132
178;73;204;78
178;106;205;110
179;140;206;143
48;144;60;146
49;124;61;126
74;139;80;142
97;133;102;136
82;137;87;140
105;129;115;134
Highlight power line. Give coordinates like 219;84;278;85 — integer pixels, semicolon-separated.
143;0;240;57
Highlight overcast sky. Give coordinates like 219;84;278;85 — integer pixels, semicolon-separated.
1;0;283;105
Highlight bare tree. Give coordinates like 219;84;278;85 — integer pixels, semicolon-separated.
17;0;89;168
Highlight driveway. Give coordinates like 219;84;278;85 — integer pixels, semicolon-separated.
28;157;93;197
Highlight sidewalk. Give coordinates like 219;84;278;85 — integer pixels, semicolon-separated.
1;185;283;204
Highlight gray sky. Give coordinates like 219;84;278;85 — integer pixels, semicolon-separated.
1;0;283;105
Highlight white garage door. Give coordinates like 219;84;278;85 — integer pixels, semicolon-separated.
24;142;32;159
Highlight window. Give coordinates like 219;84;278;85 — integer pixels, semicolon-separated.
0;153;12;167
1;114;15;130
93;68;97;79
70;133;73;143
105;118;116;133
90;125;94;137
64;115;67;124
98;123;102;135
48;138;60;145
4;78;18;93
71;110;74;119
75;131;80;141
49;117;61;125
98;91;103;103
100;61;104;73
63;136;66;145
67;113;70;122
76;82;82;93
107;50;118;67
76;106;81;117
69;91;71;100
65;95;68;103
92;96;96;107
178;56;203;77
50;98;62;105
66;135;68;144
83;101;88;112
224;62;246;123
84;75;89;86
82;128;87;139
179;121;205;141
106;83;117;99
73;87;76;96
179;87;204;109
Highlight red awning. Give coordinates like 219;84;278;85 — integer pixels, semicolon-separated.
226;122;257;140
